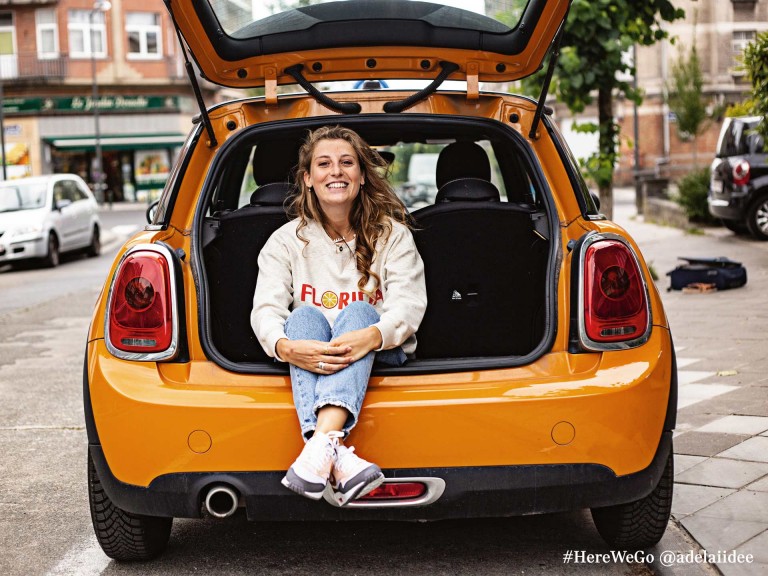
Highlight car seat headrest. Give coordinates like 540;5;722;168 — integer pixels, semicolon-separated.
249;182;291;206
435;178;501;203
252;139;300;185
435;142;491;190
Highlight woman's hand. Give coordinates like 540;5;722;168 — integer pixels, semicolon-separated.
330;326;383;363
275;338;352;374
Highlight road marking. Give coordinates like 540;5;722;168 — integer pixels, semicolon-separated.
676;356;737;409
46;533;109;576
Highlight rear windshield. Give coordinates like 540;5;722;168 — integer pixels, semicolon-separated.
718;118;763;157
209;0;527;38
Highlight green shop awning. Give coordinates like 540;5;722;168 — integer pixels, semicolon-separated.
44;133;187;152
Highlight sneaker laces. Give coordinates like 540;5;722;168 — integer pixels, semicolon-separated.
333;444;362;475
303;431;342;474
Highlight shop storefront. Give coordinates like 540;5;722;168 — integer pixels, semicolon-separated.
1;94;193;202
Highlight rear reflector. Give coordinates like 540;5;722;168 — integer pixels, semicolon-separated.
357;482;427;501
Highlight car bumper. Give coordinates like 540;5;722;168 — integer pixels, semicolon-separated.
708;188;750;220
85;326;675;518
0;236;46;263
89;430;672;520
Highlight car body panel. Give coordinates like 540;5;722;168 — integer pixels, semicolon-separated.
167;0;570;88
88;325;671;488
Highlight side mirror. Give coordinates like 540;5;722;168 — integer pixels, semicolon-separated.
55;198;73;211
146;200;160;224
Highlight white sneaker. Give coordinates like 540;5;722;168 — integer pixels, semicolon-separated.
330;444;385;506
281;431;341;500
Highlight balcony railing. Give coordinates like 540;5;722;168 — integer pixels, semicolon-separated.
0;53;187;83
0;53;69;81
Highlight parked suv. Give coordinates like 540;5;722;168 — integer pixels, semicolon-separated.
84;0;676;561
709;115;768;239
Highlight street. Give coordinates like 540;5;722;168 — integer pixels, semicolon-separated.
1;198;763;575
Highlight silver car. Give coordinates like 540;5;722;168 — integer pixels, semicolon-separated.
0;174;101;267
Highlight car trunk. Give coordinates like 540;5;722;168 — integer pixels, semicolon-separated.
196;112;558;374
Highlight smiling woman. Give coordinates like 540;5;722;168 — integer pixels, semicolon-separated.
251;125;427;504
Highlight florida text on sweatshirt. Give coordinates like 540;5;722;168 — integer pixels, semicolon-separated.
251;218;427;358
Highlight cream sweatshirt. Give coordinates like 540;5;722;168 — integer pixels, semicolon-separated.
251;218;427;358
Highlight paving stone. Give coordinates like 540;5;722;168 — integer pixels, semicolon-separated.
735;528;768;564
717;559;768;576
696;415;768;435
675;458;768;489
677;383;739;409
745;474;768;492
718;437;768;463
674;432;749;457
675;454;708;475
689;387;768;417
695;490;768;523
679;515;767;552
672;483;734;518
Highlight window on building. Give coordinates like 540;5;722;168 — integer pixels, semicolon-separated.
731;30;755;74
36;9;59;59
126;13;162;59
0;11;16;79
68;9;107;59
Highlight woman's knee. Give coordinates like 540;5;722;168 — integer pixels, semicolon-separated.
285;306;331;340
334;301;379;332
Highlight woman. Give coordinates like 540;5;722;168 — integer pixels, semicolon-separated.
251;126;427;505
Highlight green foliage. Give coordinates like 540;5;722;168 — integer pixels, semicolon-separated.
675;168;716;224
667;44;707;141
742;31;768;142
512;1;685;197
726;101;755;117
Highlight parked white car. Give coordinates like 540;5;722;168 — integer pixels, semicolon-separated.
0;174;101;267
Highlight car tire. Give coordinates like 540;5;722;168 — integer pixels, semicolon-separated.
88;451;173;561
590;450;673;550
745;193;768;240
87;225;101;257
43;233;60;268
721;218;749;235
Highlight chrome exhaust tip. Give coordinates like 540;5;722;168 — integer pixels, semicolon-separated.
204;485;239;518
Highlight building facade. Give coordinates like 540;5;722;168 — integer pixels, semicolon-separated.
558;0;768;184
0;0;218;201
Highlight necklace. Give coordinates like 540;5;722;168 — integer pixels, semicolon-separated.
329;227;356;252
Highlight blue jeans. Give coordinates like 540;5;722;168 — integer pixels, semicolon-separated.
284;301;406;440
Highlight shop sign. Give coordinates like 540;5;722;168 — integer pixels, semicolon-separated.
2;96;182;115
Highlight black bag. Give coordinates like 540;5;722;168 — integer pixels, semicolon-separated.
667;257;747;291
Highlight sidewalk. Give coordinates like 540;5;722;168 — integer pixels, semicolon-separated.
612;187;768;576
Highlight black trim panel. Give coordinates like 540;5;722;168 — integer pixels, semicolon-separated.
184;0;548;62
89;431;672;521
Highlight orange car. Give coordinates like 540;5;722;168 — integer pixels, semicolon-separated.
84;0;676;560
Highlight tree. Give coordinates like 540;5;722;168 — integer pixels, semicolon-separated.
521;0;685;218
667;42;708;168
742;30;768;146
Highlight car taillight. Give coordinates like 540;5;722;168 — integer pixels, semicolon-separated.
581;238;649;346
106;245;178;360
733;160;751;186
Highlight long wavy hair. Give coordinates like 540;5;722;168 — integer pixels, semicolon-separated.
289;125;410;297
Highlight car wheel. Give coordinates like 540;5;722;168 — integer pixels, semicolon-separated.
590;450;673;550
43;233;60;268
88;451;173;561
87;226;101;257
721;218;749;235
746;193;768;240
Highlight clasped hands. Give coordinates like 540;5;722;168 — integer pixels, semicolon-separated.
276;326;383;374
